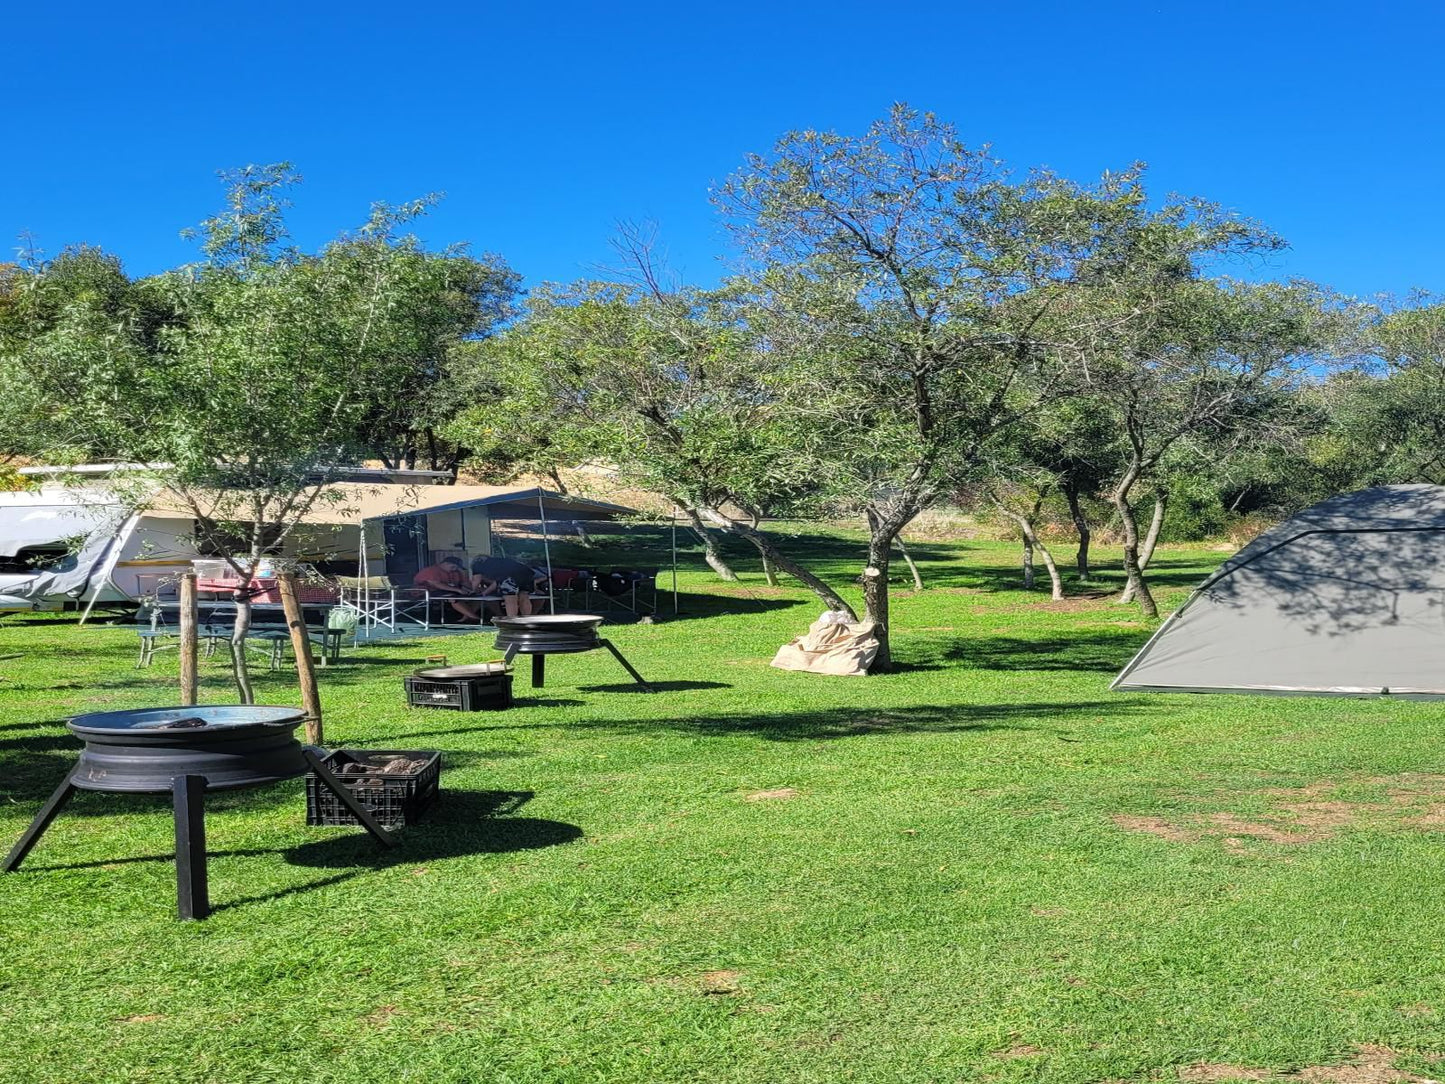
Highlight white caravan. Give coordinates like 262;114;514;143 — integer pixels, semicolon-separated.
0;487;198;612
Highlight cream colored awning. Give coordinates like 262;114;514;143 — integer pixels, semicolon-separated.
148;484;635;526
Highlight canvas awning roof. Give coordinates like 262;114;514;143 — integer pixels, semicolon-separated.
147;483;637;526
1112;485;1445;698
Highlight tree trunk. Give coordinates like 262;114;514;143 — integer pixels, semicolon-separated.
1034;535;1064;601
992;496;1064;601
278;574;323;745
1139;490;1167;571
748;513;779;586
1062;481;1091;582
894;534;924;591
760;553;779;587
1121;490;1167;604
1112;485;1158;618
683;507;738;581
572;522;593;547
699;506;858;619
861;529;894;671
229;594;255;704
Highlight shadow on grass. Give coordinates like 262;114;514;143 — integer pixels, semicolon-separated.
572;698;1149;742
932;631;1151;674
13;789;582;913
574;680;731;694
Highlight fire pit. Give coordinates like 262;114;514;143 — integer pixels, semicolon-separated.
492;614;653;692
66;705;311;791
3;706;399;920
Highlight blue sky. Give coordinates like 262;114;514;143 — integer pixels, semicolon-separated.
4;2;1442;299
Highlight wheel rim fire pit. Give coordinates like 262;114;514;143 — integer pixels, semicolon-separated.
492;614;654;692
66;705;311;791
3;706;399;920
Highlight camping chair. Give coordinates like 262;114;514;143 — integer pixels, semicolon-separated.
337;575;407;632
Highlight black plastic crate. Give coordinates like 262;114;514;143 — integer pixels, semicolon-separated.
404;672;513;711
306;749;441;829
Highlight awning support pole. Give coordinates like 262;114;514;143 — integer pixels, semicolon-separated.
537;494;555;611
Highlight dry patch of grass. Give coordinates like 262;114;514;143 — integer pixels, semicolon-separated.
745;787;798;802
1179;1043;1438;1082
1114;776;1445;849
994;1043;1045;1058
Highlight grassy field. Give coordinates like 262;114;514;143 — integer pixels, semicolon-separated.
3;529;1445;1083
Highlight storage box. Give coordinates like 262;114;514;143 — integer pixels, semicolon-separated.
404;664;513;711
305;749;441;829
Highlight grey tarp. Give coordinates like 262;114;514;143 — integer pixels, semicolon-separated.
1112;485;1445;698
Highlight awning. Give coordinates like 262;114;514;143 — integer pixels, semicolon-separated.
150;483;638;526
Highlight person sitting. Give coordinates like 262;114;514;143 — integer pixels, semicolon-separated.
412;557;481;622
471;555;547;617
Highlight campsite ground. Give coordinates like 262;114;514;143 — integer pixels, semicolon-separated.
3;530;1445;1083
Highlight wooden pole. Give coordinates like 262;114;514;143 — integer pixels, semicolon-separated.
278;573;323;745
179;573;199;707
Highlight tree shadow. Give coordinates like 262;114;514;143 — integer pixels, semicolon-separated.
567;699;1149;742
934;631;1151;673
573;680;731;694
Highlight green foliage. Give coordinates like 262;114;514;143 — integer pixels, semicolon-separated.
1316;299;1445;486
451;280;818;516
2;166;519;548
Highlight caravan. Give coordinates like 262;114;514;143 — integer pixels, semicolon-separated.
0;470;641;616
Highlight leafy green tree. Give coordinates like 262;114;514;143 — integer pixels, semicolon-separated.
5;165;515;701
715;106;1144;668
453;279;858;613
1315;299;1445;488
1075;265;1329;616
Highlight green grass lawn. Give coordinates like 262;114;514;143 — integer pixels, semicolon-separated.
4;531;1445;1083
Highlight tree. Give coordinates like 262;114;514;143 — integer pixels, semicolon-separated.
715;106;1132;668
1076;268;1329;617
5;164;516;703
453;280;858;613
1318;298;1445;487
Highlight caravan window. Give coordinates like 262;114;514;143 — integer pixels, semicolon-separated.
0;544;78;575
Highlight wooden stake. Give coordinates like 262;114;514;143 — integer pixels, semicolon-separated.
179;573;199;707
278;573;323;744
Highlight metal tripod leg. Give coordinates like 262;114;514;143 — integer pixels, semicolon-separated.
302;747;397;847
2;773;78;872
599;639;655;692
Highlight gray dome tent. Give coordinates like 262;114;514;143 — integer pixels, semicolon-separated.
1111;485;1445;698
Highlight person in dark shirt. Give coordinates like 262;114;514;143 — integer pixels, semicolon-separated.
471;555;545;617
412;557;481;622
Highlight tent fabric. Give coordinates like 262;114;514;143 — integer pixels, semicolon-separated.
771;612;880;677
1112;485;1445;698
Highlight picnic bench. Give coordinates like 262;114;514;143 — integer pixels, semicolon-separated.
135;606;350;669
